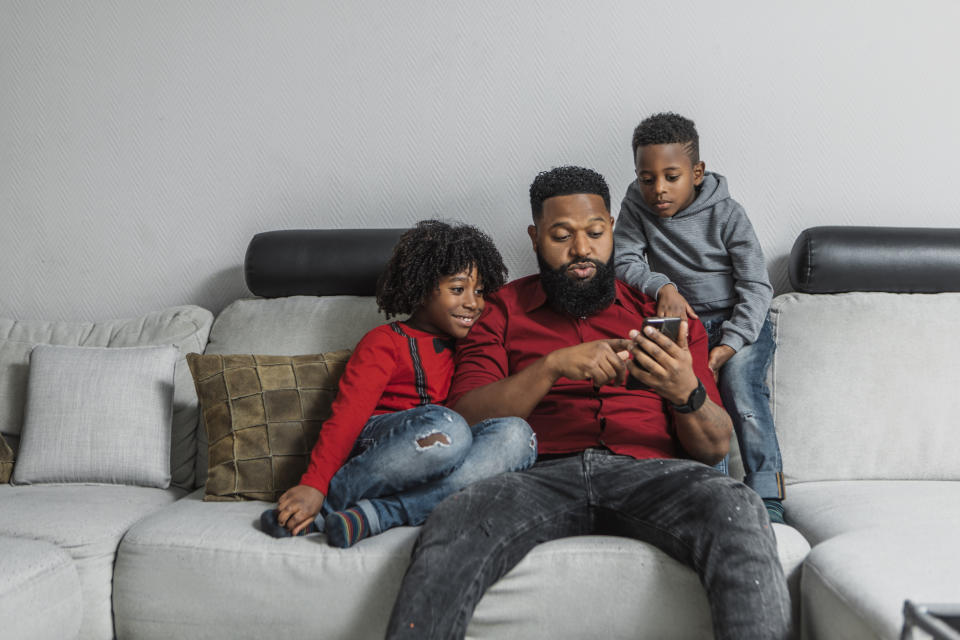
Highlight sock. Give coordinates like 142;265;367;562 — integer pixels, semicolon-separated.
763;498;785;525
325;507;372;548
259;509;319;538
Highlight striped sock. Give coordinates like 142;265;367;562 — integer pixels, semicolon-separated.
325;507;371;548
763;498;785;524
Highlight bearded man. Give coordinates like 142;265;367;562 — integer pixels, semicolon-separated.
385;166;790;640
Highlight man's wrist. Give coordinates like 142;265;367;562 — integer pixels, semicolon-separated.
670;379;707;414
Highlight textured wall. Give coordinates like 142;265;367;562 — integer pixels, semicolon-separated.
3;1;959;321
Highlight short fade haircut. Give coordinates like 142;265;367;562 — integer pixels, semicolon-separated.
631;112;699;164
529;166;610;221
376;219;508;319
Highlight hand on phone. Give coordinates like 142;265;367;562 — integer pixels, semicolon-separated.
625;317;682;389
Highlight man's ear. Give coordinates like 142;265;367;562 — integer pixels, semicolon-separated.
527;224;539;252
693;161;706;186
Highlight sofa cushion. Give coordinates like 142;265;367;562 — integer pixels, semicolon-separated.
0;306;213;490
769;292;960;484
13;344;178;487
0;535;82;640
784;480;960;547
0;484;183;640
113;489;809;639
186;351;350;501
801;526;960;640
0;432;12;482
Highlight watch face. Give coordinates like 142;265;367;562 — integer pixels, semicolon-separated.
674;380;706;413
690;382;707;411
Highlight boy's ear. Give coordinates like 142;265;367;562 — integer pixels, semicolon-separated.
693;161;706;186
527;224;539;252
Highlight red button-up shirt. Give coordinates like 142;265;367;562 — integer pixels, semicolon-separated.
449;275;723;460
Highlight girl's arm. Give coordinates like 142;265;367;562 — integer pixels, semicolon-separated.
278;327;397;534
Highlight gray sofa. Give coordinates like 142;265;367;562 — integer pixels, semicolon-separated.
2;226;958;639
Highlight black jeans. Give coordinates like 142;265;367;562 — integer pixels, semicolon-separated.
386;450;790;640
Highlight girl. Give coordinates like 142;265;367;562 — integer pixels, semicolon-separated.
261;220;536;547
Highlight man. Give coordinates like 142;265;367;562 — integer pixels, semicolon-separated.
385;166;790;640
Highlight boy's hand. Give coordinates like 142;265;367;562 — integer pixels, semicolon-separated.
708;345;736;382
276;484;325;536
656;284;698;320
626;321;699;405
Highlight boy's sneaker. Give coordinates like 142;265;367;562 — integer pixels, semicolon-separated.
763;499;785;524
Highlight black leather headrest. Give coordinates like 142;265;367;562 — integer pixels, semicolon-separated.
789;226;960;293
245;228;406;297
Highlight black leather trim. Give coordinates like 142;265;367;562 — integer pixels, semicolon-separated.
788;226;960;293
244;228;406;298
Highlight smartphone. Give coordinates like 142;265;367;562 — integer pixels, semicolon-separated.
625;316;682;390
641;316;682;342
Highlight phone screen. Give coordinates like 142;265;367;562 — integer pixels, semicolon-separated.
641;316;681;342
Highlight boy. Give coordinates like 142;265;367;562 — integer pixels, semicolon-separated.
613;112;784;523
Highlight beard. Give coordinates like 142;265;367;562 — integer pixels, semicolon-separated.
537;249;617;318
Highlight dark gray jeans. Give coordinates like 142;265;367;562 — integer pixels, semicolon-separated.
386;449;790;640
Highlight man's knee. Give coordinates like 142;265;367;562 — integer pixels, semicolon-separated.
696;473;768;526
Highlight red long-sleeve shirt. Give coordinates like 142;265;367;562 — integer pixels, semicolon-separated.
299;321;455;494
449;275;722;460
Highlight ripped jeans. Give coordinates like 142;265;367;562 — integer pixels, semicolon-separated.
700;310;784;500
321;405;537;536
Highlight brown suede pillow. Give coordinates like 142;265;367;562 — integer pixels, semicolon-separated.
186;352;350;501
0;433;13;483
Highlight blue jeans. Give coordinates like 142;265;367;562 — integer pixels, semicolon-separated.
322;404;537;536
700;310;784;500
386;450;790;640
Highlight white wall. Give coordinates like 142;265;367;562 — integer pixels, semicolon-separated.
3;0;959;321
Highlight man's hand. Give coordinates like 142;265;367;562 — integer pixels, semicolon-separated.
708;345;736;382
544;338;633;388
656;284;698;319
626;320;699;405
276;484;325;535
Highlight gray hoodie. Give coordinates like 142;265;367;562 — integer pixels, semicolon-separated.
614;172;772;352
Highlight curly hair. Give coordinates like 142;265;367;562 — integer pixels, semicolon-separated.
529;166;610;221
376;220;508;319
631;112;699;164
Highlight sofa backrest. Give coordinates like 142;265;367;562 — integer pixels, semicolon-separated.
771;291;960;484
0;306;213;490
772;225;960;484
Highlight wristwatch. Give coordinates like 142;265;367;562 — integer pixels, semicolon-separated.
671;379;707;414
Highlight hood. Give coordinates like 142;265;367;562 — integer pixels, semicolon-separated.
624;172;730;220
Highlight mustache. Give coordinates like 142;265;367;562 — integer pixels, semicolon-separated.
562;258;605;271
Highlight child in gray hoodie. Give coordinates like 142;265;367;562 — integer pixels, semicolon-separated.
614;112;784;523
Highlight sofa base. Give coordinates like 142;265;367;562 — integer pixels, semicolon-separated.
115;489;808;639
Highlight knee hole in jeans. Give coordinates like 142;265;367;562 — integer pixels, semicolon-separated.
415;431;450;449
